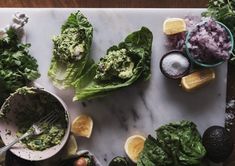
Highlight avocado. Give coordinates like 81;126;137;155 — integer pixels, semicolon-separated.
109;156;129;166
202;126;233;163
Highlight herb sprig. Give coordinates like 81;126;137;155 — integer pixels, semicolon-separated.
0;28;40;106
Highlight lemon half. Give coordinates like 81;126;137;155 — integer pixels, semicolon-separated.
163;18;186;35
124;135;146;163
71;114;93;138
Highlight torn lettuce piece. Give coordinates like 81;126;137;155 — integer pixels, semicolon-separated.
73;27;152;101
48;11;93;89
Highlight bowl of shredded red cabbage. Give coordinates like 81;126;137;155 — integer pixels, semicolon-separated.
185;18;234;67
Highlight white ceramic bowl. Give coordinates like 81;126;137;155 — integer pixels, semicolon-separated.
0;87;71;161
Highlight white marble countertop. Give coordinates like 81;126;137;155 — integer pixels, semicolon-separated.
0;9;226;165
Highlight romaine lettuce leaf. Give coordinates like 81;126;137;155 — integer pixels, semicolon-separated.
137;135;172;166
73;27;153;101
137;121;206;166
48;11;93;89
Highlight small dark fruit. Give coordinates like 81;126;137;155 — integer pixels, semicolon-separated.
202;126;233;163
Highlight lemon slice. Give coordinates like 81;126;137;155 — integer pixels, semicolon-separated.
71;114;93;138
62;134;78;159
124;135;146;163
163;18;186;35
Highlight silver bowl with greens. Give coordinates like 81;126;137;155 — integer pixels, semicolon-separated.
0;87;70;161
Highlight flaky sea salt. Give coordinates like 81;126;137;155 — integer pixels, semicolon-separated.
162;53;190;76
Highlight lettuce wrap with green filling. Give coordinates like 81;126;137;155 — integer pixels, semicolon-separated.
73;27;153;101
48;11;94;89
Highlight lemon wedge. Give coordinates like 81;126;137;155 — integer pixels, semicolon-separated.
62;134;78;159
124;135;146;163
71;114;93;138
181;69;215;92
163;18;186;35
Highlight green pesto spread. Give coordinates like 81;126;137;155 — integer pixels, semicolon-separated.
15;88;67;151
53;27;85;63
95;48;134;81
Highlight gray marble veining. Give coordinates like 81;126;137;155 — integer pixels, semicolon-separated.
0;9;225;166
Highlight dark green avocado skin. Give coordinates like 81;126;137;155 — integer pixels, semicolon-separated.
109;156;129;166
202;126;234;163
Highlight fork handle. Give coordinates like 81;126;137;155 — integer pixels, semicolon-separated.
0;132;31;156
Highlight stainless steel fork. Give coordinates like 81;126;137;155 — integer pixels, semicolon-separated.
0;111;57;155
